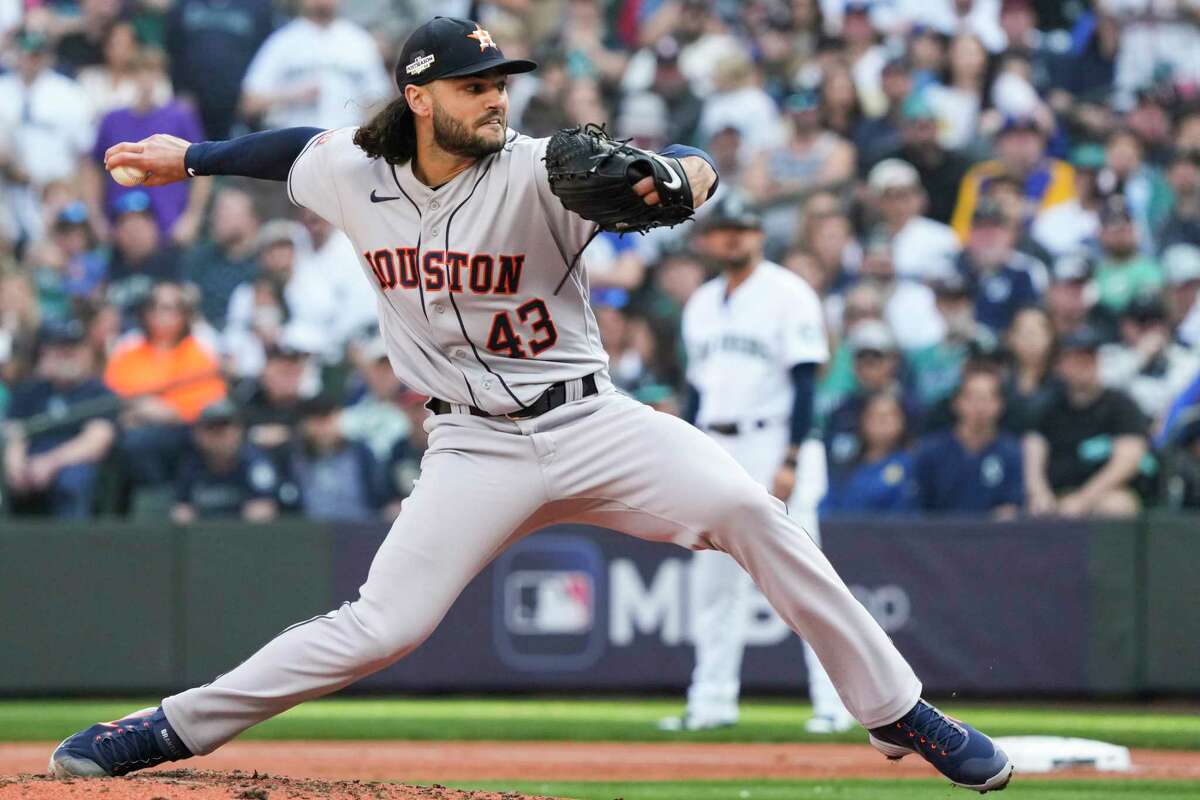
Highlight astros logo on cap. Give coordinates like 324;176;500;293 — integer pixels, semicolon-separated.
468;24;496;51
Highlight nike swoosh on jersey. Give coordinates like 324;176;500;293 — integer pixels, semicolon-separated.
370;189;402;203
648;154;683;191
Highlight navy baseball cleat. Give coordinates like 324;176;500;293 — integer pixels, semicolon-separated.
869;700;1013;793
48;706;192;778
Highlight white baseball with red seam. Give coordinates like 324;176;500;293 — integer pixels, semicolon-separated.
109;165;146;187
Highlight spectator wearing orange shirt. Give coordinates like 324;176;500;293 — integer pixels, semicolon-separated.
105;281;226;488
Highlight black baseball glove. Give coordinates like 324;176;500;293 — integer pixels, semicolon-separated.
543;123;695;234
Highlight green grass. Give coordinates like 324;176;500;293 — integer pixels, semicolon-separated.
444;780;1200;800
1;697;1199;750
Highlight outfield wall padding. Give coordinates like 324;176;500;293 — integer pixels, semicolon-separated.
0;515;1187;695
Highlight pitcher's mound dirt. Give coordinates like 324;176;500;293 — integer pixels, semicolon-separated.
0;769;557;800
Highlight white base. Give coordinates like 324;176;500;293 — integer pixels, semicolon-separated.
993;736;1132;773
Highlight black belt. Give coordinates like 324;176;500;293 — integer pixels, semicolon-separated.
428;374;598;420
707;418;773;436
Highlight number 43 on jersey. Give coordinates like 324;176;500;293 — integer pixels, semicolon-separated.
487;298;557;358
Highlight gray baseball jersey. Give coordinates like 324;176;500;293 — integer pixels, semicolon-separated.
287;126;608;414
160;124;923;761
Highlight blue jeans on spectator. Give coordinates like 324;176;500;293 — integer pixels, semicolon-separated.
8;462;98;518
120;424;192;485
50;463;99;518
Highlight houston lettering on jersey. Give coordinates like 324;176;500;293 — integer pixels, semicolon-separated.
362;248;525;295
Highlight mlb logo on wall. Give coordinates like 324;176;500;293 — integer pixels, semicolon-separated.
493;535;606;671
505;570;593;635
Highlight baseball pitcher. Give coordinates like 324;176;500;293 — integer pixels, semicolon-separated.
50;17;1011;794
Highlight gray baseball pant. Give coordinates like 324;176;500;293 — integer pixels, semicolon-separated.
163;389;921;754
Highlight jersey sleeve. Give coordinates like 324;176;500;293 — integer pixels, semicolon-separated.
527;135;600;257
780;278;829;366
286;128;347;228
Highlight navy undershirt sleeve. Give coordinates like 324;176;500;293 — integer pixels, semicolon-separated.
659;144;720;200
185;127;325;182
789;362;818;446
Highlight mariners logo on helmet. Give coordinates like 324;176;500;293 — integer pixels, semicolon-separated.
467;25;496;51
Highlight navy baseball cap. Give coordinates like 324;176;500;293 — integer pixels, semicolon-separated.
702;192;763;231
395;17;537;91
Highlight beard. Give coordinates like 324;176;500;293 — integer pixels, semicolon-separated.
432;101;506;159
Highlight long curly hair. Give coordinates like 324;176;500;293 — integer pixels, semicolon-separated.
353;97;417;165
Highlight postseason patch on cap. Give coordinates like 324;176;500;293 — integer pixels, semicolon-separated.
406;52;436;76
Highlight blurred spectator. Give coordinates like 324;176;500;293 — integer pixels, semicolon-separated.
105;191;182;327
519;51;573;138
239;0;391;131
1098;295;1200;421
105;281;226;488
853;236;944;350
1158;412;1200;509
853;56;913;168
1031;143;1105;258
880;94;974;224
181;187;261;331
1002;305;1060;433
84;47;210;244
1162;243;1200;347
821;390;917;514
171;398;278;524
285;393;386;521
1103;0;1200;105
0;29;94;247
913;363;1024;515
955;199;1041;334
1024;326;1148;518
3;319;116;517
595;288;662;392
582;230;647;291
698;50;783;156
950;114;1075;239
164;0;276;139
926;33;989;151
223;220;339;376
620;37;702;145
1158;147;1200;251
744;89;855;249
77;20;170;118
866;158;959;281
38;203;109;304
839;1;888;117
824;320;921;475
819;62;864;140
800;193;859;292
340;337;410;465
236;332;319;467
896;0;1006;52
1093;194;1163;315
907;273;994;414
1043;252;1109;338
295;207;377;346
1097;128;1171;252
53;0;124;75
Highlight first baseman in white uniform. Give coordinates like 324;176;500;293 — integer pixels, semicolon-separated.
662;194;852;734
51;16;1012;794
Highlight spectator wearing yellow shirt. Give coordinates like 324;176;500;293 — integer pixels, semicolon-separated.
950;115;1076;240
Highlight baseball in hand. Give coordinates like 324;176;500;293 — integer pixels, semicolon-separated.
109;164;147;187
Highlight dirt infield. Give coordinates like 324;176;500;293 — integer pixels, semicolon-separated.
3;741;1200;798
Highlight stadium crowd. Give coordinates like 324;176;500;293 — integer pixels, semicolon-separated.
2;0;1200;521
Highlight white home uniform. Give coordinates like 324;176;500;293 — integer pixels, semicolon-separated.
159;126;920;755
681;262;850;727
